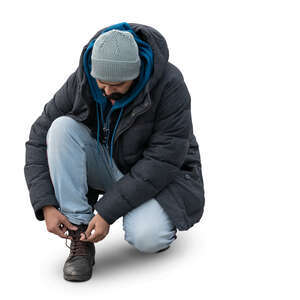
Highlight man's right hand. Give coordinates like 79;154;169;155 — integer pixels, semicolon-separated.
43;206;78;239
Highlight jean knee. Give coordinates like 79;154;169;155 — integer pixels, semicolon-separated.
125;226;176;254
46;116;80;146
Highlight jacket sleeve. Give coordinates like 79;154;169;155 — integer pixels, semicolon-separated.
94;78;192;224
24;71;77;221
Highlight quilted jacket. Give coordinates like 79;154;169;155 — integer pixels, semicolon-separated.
24;22;205;231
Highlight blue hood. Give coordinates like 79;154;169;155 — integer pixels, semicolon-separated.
82;22;154;168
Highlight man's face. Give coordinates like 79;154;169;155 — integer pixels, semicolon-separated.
96;79;134;105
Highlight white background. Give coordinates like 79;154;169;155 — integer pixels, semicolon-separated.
1;0;299;298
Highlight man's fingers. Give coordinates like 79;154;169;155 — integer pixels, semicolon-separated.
83;222;95;240
62;218;78;231
83;227;97;242
58;224;73;239
48;223;71;239
93;235;105;243
85;232;97;242
58;223;68;234
86;230;105;243
86;234;96;243
52;226;70;239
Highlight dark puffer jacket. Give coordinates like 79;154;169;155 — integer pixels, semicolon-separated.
24;23;205;231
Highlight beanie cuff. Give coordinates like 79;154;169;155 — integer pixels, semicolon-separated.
91;59;141;82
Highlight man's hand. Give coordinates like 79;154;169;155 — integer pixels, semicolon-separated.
80;214;110;243
43;205;78;239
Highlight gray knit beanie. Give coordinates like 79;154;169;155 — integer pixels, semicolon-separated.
90;29;141;82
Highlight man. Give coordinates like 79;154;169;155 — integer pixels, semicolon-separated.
24;22;205;282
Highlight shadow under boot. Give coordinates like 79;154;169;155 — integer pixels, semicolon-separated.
63;223;95;282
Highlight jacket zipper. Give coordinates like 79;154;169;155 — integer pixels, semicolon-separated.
113;99;151;146
103;126;110;149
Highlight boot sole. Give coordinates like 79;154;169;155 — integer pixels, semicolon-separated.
64;272;92;282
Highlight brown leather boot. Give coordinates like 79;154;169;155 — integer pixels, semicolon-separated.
63;223;95;282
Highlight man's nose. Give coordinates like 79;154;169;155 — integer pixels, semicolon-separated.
104;86;116;95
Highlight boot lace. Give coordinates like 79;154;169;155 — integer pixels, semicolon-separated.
65;230;90;256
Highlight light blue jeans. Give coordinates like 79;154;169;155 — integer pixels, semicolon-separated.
46;116;177;253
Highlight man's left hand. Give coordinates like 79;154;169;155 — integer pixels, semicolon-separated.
80;214;110;243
